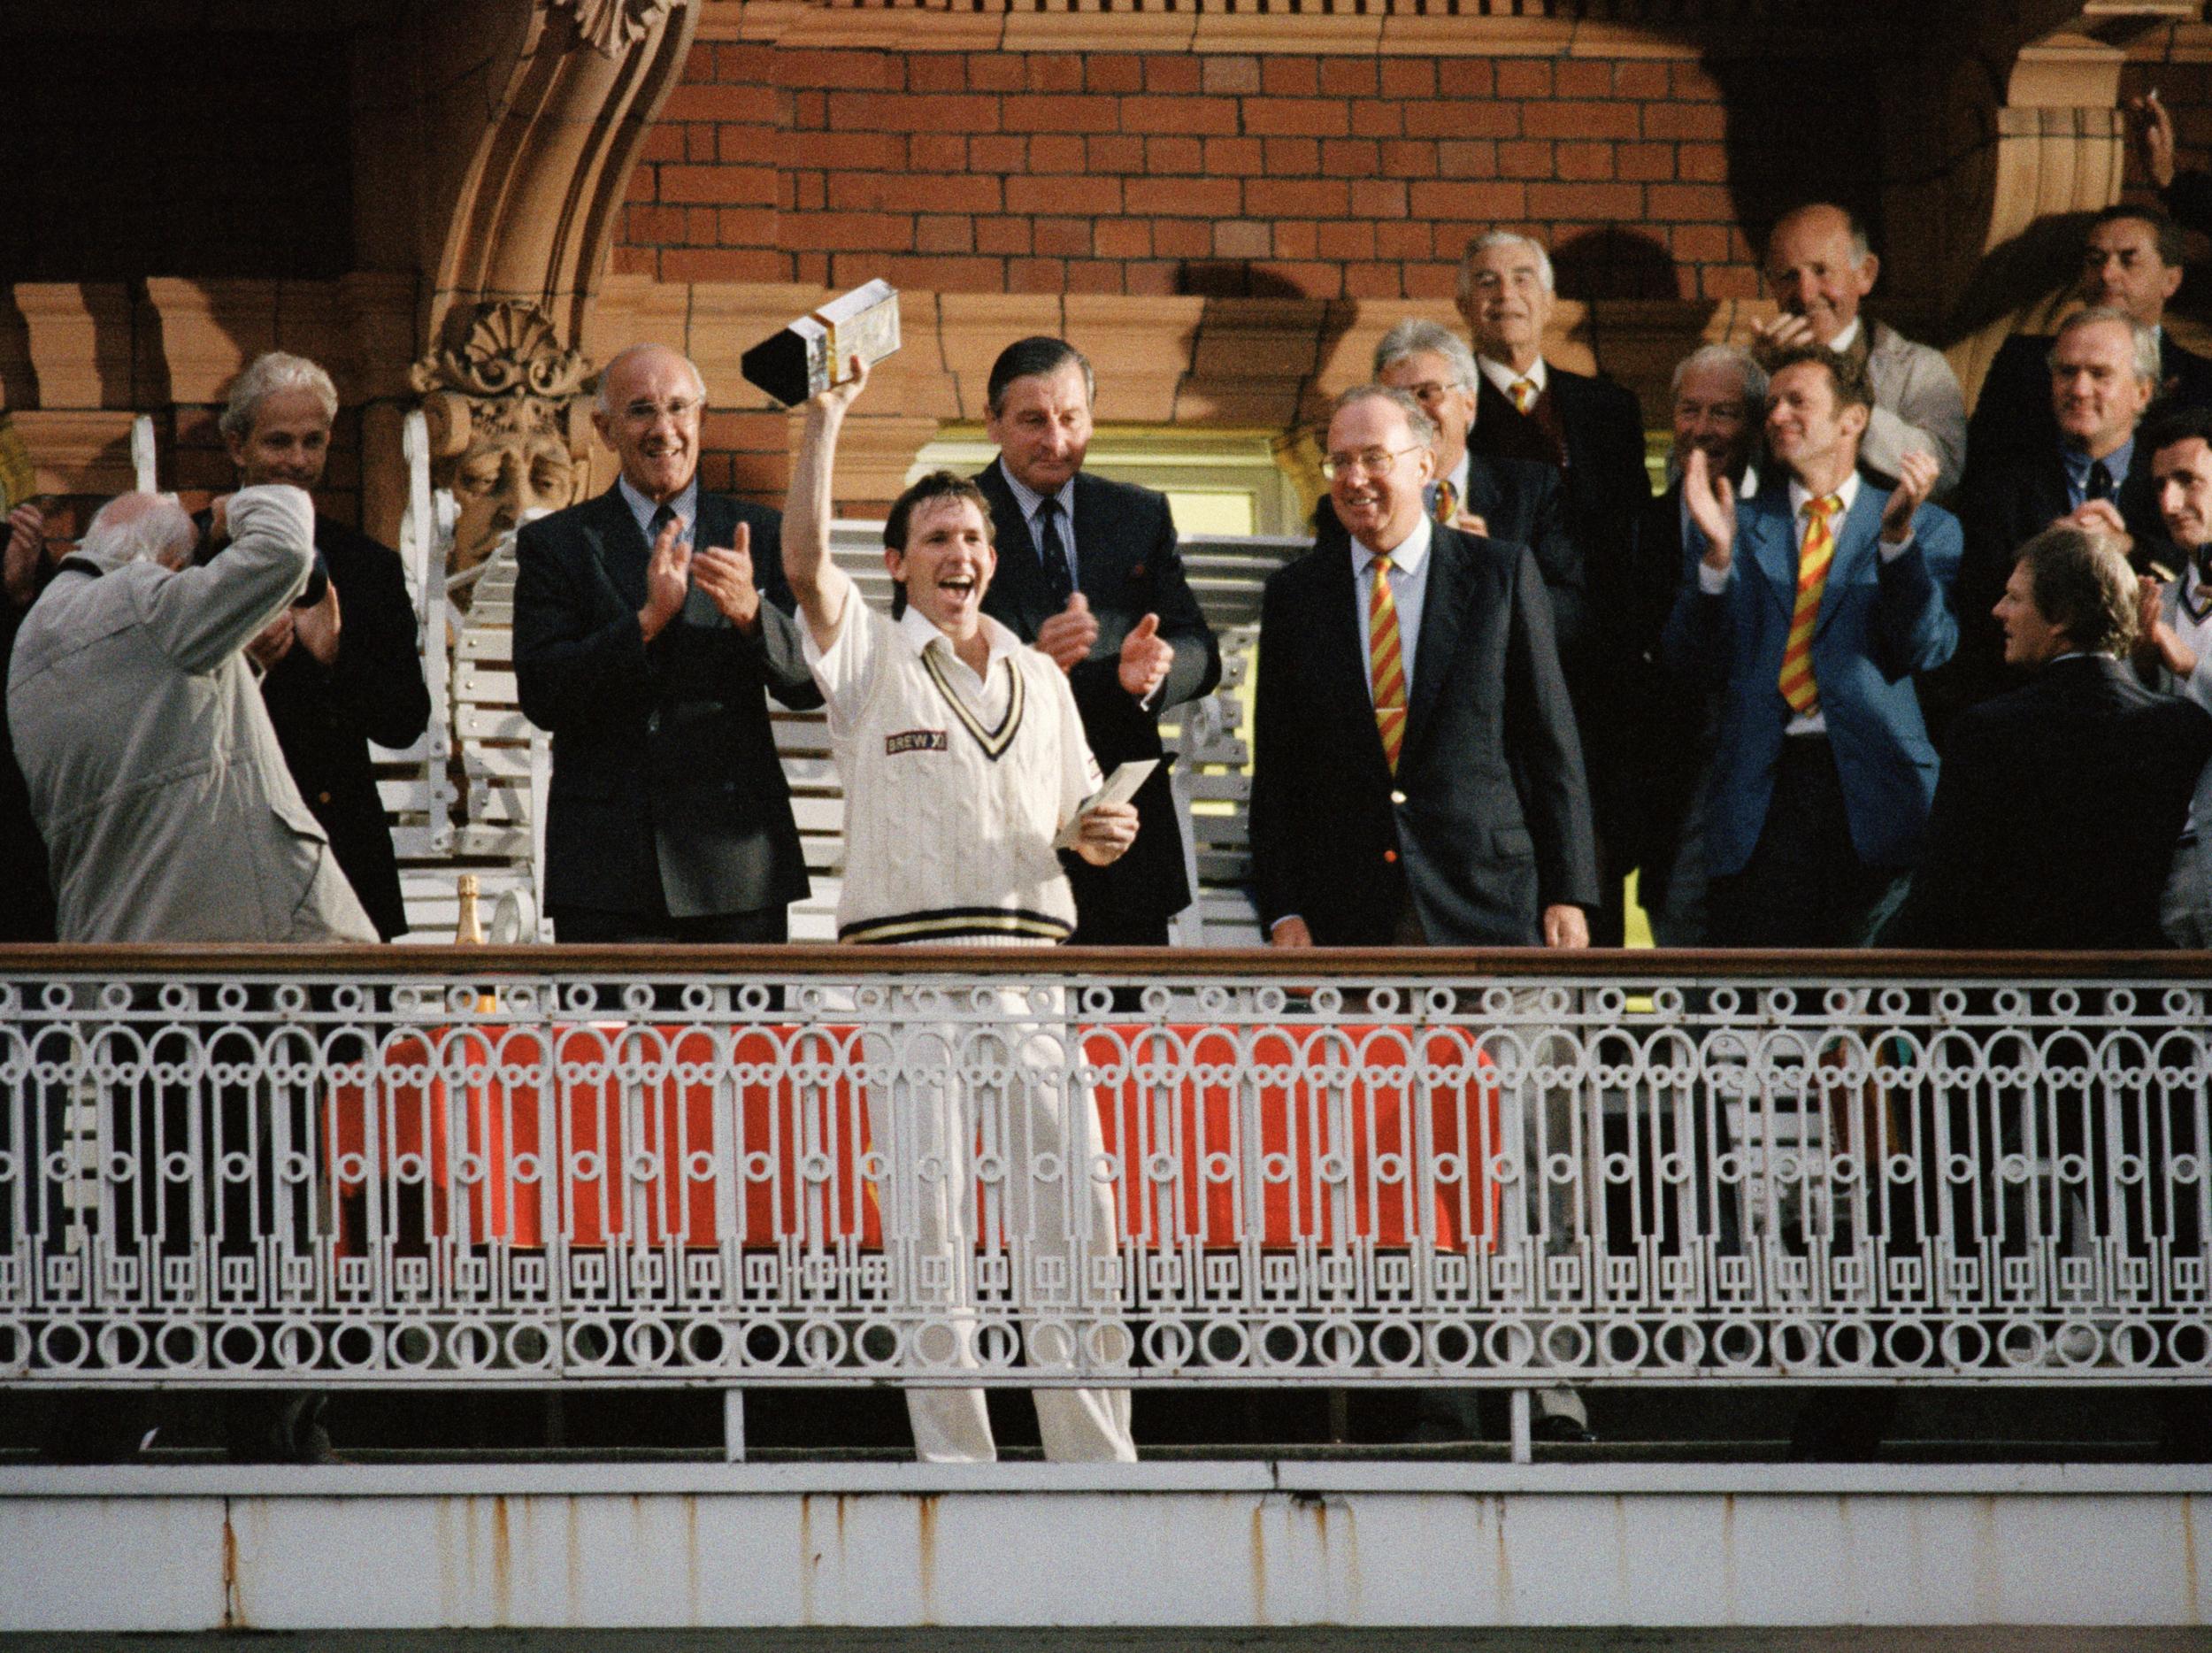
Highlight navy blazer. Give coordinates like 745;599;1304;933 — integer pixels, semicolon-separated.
513;483;821;920
975;462;1221;934
1250;524;1598;945
1663;482;1962;878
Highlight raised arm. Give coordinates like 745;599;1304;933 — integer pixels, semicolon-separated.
782;357;869;651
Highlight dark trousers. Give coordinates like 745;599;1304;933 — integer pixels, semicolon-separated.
550;905;788;944
1708;735;1909;949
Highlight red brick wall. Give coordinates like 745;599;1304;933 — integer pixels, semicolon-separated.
613;40;1812;304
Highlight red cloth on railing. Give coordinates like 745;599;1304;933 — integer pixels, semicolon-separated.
329;1022;1498;1252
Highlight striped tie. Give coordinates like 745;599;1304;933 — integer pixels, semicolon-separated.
1369;552;1408;772
1432;478;1457;527
1778;494;1839;717
1509;377;1538;415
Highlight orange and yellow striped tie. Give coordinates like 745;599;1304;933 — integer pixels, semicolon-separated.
1509;377;1539;415
1432;478;1458;527
1369;552;1408;772
1778;494;1839;717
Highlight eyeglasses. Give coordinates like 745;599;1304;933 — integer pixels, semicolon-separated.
1320;445;1425;480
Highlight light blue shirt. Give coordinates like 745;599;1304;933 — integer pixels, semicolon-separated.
2061;436;2133;511
1351;513;1435;703
617;473;700;548
995;459;1079;588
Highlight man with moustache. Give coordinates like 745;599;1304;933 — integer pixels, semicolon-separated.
1628;344;1767;945
513;342;821;943
1670;346;1960;948
972;336;1218;946
1754;203;1967;499
212;351;430;941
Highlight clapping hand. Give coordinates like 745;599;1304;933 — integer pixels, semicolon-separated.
1118;611;1173;700
694;521;760;633
638;509;692;643
1878;450;1939;544
1037;591;1099;672
1682;447;1737;572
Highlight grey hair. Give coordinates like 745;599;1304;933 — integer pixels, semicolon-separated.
594;342;710;418
1458;231;1555;300
2050;304;2162;387
1373;319;1479;390
219;352;338;444
81;492;196;568
1331;384;1440;450
1671;342;1769;413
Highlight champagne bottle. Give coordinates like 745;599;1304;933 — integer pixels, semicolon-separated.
453;873;495;1011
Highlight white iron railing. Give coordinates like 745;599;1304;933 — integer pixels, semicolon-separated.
4;947;2208;1401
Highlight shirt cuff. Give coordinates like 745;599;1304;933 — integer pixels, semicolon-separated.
1696;559;1731;596
1878;531;1914;563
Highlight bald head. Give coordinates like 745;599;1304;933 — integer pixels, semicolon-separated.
592;343;708;504
81;492;197;572
1764;203;1878;346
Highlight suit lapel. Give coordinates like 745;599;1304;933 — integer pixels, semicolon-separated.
583;485;650;613
1461;457;1505;527
1309;543;1382;765
976;461;1055;635
1747;493;1800;627
1404;528;1471;765
1069;472;1117;604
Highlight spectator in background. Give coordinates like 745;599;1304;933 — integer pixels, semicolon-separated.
2133;405;2212;947
1;499;56;940
1628;344;1767;945
972;335;1220;946
212;352;430;941
1970;204;2212;462
1755;203;1968;499
1887;524;2209;949
1947;309;2173;710
1668;346;1960;947
1455;234;1645;944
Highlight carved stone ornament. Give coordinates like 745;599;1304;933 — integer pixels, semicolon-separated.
410;301;597;594
545;0;680;58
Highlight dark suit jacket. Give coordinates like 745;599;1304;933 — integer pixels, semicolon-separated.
0;581;56;941
1941;438;2173;716
1968;328;2212;462
974;462;1222;937
513;484;821;921
187;508;429;941
1249;524;1599;946
1887;653;2212;948
1620;481;1718;910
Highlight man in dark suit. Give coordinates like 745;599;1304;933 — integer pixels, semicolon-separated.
1947;308;2172;711
217;351;430;941
1626;344;1766;945
1251;382;1596;950
973;336;1221;946
1252;382;1597;1442
514;342;821;943
1;498;55;941
1667;345;1960;948
1968;204;2212;463
1889;524;2211;948
1457;232;1649;634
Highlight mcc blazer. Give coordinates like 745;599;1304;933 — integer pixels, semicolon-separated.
513;484;822;920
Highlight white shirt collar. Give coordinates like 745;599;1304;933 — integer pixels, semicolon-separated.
1826;317;1863;355
1350;511;1434;578
1478;354;1548;400
896;603;1023;670
1786;470;1861;524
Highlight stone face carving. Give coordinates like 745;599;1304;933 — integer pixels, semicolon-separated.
410;301;595;599
546;0;680;58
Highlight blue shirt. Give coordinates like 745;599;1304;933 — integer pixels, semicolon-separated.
995;459;1079;588
2060;437;2132;511
617;473;700;548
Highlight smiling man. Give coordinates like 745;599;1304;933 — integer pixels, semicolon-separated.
1667;344;1959;948
513;341;823;942
971;336;1218;946
782;358;1139;1467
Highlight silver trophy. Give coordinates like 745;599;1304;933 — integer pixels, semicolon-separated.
741;279;902;407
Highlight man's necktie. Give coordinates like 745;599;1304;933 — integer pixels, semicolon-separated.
1778;495;1839;718
2087;460;2116;503
1432;478;1458;527
649;502;678;544
1035;497;1075;608
1509;378;1539;416
1369;553;1408;773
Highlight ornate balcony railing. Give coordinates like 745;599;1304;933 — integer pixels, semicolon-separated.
4;946;2209;1414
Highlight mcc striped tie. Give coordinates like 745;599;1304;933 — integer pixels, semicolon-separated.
1509;378;1539;415
1432;478;1457;527
1778;494;1839;717
1369;553;1408;772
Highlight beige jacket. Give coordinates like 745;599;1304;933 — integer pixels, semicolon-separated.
7;485;377;943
